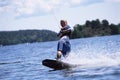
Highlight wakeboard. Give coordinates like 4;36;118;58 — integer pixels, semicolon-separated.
42;59;76;70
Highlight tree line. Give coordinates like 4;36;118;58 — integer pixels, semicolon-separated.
0;30;58;46
71;19;120;39
0;19;120;46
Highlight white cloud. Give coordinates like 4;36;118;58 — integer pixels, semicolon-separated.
0;0;84;17
3;0;107;17
0;0;13;13
105;0;120;2
71;0;83;4
14;0;61;16
0;5;9;13
2;0;119;18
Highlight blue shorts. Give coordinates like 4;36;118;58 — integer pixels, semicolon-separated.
57;38;71;57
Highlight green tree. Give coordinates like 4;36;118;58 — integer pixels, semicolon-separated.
102;19;109;27
110;24;119;35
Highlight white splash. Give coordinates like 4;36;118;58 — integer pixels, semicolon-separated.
63;50;120;68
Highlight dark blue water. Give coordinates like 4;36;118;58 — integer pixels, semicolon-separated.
0;35;120;80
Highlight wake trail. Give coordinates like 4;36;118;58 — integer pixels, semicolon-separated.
63;50;120;69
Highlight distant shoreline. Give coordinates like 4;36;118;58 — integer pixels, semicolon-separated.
0;19;120;46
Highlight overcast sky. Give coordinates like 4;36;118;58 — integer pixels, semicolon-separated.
0;0;120;32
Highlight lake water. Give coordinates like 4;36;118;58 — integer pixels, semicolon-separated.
0;35;120;80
